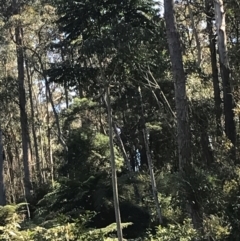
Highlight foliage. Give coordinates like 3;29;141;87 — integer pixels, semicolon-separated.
145;219;199;241
1;0;240;240
0;205;132;241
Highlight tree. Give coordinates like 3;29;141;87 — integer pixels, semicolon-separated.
13;0;32;200
164;0;190;173
164;0;201;230
106;85;123;241
214;0;236;147
205;0;222;138
0;129;6;206
138;86;162;225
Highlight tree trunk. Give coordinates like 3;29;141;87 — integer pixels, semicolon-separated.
205;0;222;138
113;123;132;171
64;82;69;109
15;25;32;200
39;126;46;183
187;0;202;67
214;0;236;146
194;111;214;165
0;130;6;206
164;0;191;171
138;86;163;225
102;96;132;171
6;145;16;203
106;86;123;241
45;81;66;149
25;58;42;184
164;0;202;230
46;94;54;186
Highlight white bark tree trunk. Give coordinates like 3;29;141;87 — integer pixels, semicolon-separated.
214;0;236;146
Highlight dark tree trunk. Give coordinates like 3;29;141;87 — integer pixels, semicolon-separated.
164;0;202;230
15;25;32;200
25;58;42;185
205;0;222;137
164;0;191;171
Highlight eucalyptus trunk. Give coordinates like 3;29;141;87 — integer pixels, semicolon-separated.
164;0;202;230
164;0;191;171
138;86;163;225
15;25;32;200
106;86;123;241
39;126;46;183
205;0;222;138
102;96;132;171
46;92;54;186
113;123;132;171
214;0;236;146
45;81;66;149
187;0;202;67
6;145;16;203
0;129;6;205
25;58;42;184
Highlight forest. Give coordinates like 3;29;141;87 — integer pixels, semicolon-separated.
0;0;239;240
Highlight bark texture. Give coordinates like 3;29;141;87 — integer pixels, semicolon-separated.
214;0;236;146
0;130;6;205
15;25;32;200
164;0;202;230
205;0;222;137
164;0;191;171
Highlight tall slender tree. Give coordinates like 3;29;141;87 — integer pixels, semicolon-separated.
138;86;163;225
164;0;202;230
0;129;6;205
205;0;222;138
25;58;42;185
214;0;236;146
164;0;191;171
106;85;123;241
13;0;32;200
